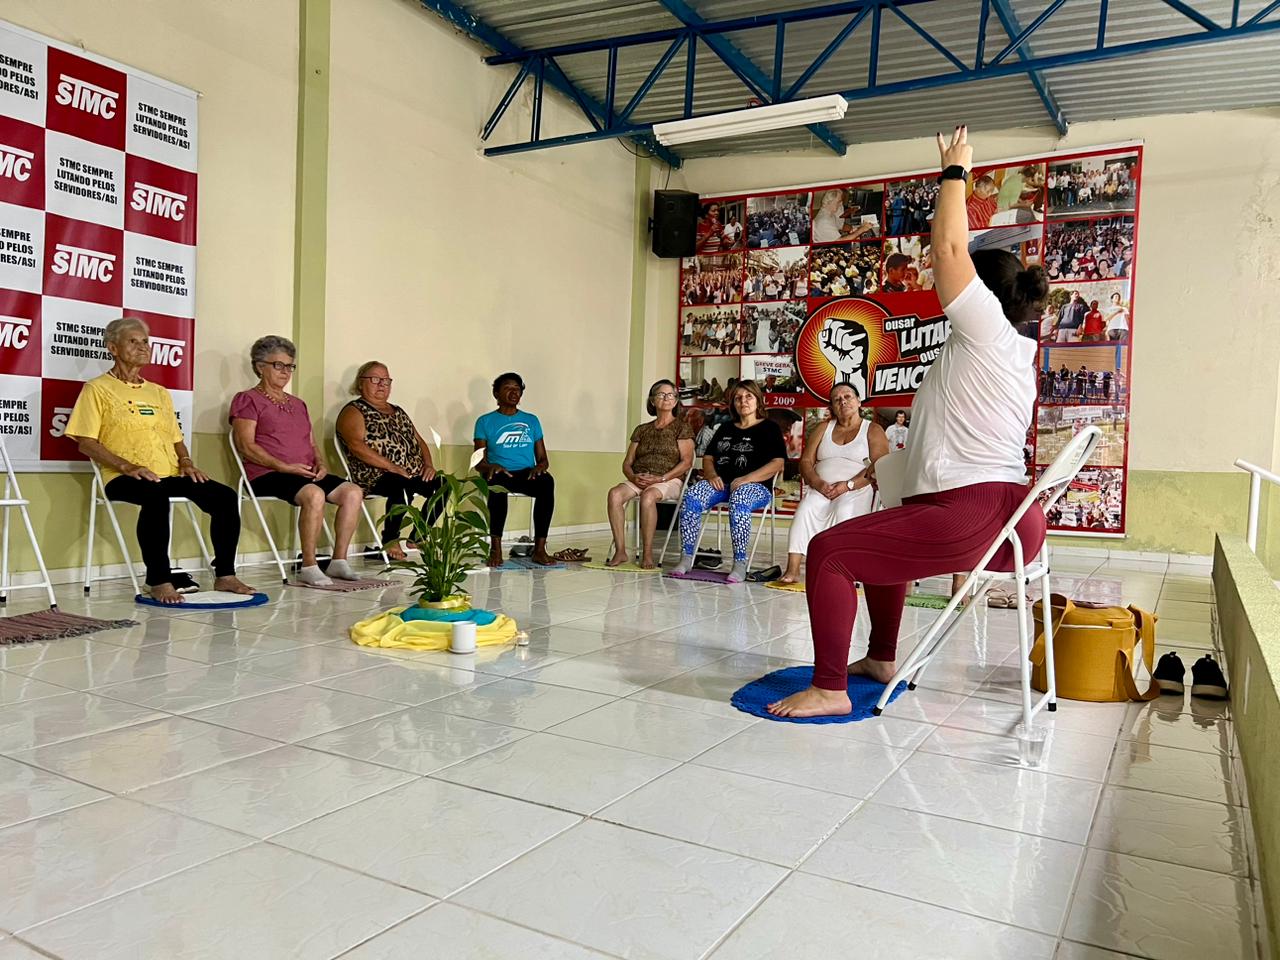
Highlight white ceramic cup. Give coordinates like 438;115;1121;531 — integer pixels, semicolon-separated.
450;620;478;655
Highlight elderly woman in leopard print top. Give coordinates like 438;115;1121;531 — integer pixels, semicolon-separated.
336;361;440;560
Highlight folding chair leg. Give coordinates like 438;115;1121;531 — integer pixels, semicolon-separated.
84;490;97;594
18;503;56;608
183;501;214;572
1;477;10;604
245;483;288;583
1015;569;1034;732
360;501;388;565
102;493;141;596
1040;572;1057;711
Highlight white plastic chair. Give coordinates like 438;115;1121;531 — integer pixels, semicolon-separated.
228;434;385;583
83;461;214;596
873;425;1103;734
625;466;693;563
0;436;56;608
332;430;390;566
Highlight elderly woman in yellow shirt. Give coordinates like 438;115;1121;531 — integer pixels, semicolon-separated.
67;316;256;604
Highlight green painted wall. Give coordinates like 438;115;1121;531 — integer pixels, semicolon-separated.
1053;469;1256;558
1213;535;1280;951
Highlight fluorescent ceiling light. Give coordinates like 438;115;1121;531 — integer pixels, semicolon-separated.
652;94;849;146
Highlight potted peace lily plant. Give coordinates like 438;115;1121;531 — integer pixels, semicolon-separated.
385;449;491;608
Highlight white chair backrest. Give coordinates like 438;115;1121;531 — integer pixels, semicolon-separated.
969;424;1102;572
1029;424;1102;515
227;432;254;486
332;425;353;477
872;449;908;510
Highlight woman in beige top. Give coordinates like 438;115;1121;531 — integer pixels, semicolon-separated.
605;380;695;568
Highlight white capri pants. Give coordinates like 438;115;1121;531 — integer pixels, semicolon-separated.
788;484;875;555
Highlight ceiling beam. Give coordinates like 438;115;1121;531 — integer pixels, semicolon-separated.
988;0;1070;135
653;0;847;156
417;0;682;167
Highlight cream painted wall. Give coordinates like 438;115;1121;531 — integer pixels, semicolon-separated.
323;0;638;456
2;1;301;428
668;110;1280;478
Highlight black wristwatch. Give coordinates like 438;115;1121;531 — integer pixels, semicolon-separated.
939;165;969;183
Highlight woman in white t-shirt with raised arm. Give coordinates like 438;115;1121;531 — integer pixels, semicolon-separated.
769;126;1049;718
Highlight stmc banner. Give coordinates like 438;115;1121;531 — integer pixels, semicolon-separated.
0;20;198;470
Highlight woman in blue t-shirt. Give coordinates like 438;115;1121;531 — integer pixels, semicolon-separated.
671;380;785;582
473;372;556;567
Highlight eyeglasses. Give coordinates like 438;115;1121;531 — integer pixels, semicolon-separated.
653;391;677;399
264;361;297;373
361;376;393;386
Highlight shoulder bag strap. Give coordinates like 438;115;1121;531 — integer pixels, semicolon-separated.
1029;594;1075;668
1119;605;1160;701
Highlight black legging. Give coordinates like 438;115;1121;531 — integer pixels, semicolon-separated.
104;475;240;587
369;473;443;543
488;469;554;539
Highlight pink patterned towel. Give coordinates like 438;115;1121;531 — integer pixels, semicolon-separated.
0;610;138;646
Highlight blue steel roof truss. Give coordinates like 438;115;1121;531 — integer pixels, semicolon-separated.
425;0;1280;166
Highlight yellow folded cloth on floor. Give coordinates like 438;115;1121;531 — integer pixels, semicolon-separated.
764;580;806;593
349;607;520;651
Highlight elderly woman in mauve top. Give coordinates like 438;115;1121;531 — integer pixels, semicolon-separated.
336;360;440;561
229;335;366;586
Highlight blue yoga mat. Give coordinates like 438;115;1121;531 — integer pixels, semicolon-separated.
135;591;269;610
731;666;908;724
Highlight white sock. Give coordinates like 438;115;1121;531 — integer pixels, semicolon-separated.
728;561;748;583
297;564;333;586
672;554;694;574
326;558;360;581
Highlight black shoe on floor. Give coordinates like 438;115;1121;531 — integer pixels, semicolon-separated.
1190;654;1229;700
1152;651;1185;695
170;570;200;595
746;565;782;583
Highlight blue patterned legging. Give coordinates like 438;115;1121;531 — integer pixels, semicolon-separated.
679;480;772;561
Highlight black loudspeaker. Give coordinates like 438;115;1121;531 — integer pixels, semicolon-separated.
652;190;698;258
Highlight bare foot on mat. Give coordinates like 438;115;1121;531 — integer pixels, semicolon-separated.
213;576;257;595
766;686;852;718
847;657;897;684
148;582;185;605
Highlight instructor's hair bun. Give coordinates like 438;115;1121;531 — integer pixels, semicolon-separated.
971;250;1049;327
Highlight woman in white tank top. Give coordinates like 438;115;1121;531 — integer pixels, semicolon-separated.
778;383;888;585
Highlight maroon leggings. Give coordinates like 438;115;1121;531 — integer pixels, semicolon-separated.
805;482;1046;691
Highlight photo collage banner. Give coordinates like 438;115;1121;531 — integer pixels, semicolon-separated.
677;144;1140;535
0;20;198;470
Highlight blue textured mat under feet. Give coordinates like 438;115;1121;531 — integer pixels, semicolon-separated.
731;666;908;723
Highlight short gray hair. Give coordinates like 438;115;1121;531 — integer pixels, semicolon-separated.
250;335;296;376
103;316;148;348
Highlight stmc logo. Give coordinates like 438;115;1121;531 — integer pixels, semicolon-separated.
51;244;116;283
54;74;119;119
0;143;33;182
150;336;185;367
0;316;31;350
131;183;187;222
48;406;74;439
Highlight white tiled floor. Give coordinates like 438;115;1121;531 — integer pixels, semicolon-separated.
0;541;1263;959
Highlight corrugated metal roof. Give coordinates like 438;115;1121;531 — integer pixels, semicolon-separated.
428;0;1280;160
